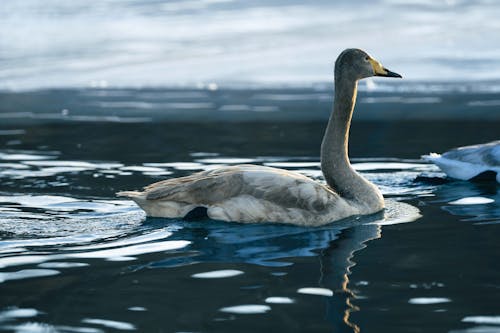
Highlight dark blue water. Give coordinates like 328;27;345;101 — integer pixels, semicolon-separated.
0;86;499;332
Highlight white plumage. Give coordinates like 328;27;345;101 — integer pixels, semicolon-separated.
422;140;500;183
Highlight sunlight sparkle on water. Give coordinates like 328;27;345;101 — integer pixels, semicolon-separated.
219;305;271;314
68;240;191;260
297;287;334;297
37;262;89;268
461;316;500;325
128;307;147;312
448;197;495;205
81;318;135;331
0;308;40;321
265;297;295;304
408;297;451;305
191;269;244;279
0;269;60;283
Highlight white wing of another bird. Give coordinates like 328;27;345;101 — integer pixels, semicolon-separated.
422;140;500;182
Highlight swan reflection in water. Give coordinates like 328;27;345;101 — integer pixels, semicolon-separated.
147;200;420;332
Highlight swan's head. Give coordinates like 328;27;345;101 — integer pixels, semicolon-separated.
336;48;402;80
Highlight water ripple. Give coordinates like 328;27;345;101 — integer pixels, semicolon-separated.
0;195;144;237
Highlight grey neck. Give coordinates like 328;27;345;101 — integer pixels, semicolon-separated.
320;74;383;211
320;74;357;196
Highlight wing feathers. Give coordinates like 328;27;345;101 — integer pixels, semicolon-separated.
137;165;338;213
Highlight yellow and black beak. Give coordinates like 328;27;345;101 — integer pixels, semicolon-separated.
368;57;402;78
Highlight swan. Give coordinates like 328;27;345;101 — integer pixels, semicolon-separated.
422;141;500;183
117;48;402;226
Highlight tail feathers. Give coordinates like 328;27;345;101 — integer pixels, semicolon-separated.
116;190;142;198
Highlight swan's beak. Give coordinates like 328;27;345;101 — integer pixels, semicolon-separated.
369;58;402;78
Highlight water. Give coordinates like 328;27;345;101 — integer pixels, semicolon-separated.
0;86;499;332
1;1;500;332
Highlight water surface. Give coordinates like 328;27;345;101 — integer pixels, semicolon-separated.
0;87;499;332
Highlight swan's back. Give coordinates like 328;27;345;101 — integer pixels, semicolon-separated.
118;165;358;226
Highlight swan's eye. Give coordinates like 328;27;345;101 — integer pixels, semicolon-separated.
365;56;370;61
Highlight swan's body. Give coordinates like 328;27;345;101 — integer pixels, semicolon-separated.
119;165;358;226
118;49;402;226
423;141;500;183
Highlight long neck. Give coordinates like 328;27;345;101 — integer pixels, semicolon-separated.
321;74;357;192
320;74;383;211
